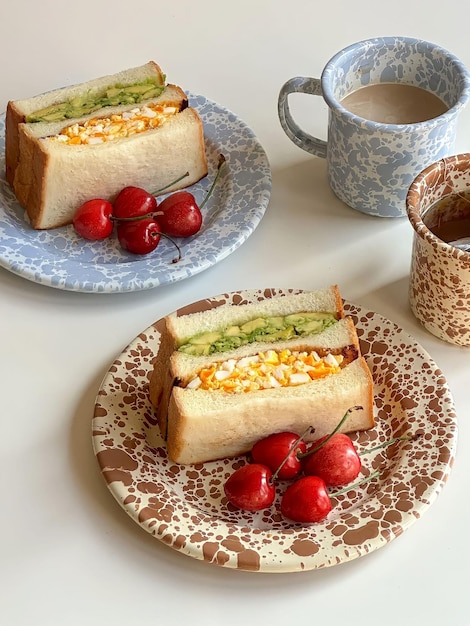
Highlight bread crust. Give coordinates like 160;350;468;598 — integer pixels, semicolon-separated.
13;124;50;227
150;316;179;438
5;102;23;186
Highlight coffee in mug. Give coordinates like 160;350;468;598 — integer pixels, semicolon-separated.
340;83;448;125
278;37;470;218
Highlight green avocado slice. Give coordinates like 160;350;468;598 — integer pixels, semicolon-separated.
25;79;166;123
177;312;338;356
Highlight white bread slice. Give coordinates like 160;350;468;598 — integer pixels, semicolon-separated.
166;286;344;346
166;356;374;465
148;286;345;426
13;87;207;229
6;61;165;186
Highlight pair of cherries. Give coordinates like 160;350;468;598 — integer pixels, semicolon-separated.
73;154;226;255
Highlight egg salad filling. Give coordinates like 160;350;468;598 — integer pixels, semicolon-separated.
50;102;181;145
185;349;344;393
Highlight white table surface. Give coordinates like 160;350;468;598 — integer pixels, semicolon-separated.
1;2;469;625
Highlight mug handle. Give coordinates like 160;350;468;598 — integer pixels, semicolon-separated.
278;76;327;158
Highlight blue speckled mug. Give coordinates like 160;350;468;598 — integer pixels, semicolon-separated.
278;37;470;218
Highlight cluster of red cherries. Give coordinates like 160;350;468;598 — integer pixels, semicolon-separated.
224;406;412;523
72;154;226;257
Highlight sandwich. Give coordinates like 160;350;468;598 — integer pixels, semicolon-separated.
6;61;166;186
148;286;375;464
6;62;208;229
149;285;345;433
165;320;374;464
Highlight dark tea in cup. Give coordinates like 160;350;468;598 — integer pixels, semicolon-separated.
406;152;470;346
422;191;470;250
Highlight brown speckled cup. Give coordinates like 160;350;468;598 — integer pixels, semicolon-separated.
406;153;470;346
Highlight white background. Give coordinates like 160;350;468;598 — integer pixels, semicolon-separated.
1;2;469;625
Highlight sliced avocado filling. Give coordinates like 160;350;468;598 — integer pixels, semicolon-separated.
26;79;166;123
178;312;338;356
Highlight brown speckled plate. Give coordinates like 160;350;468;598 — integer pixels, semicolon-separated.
92;288;457;573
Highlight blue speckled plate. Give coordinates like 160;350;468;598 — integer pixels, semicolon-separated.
0;94;271;293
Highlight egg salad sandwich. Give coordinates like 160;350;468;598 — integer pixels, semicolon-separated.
149;286;375;464
150;286;345;431
6;61;208;229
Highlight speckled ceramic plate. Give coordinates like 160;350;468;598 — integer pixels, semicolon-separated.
0;96;271;293
92;289;457;573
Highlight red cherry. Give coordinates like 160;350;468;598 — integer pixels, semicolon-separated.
251;432;307;480
113;186;157;219
117;217;161;255
280;476;332;523
156;154;226;238
224;464;276;511
302;433;361;486
73;199;114;240
157;191;203;238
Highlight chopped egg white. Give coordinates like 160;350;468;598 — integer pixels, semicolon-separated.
186;349;344;394
50;101;181;146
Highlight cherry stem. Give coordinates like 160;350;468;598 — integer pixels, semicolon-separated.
151;171;190;195
297;405;363;460
329;469;380;497
112;155;226;224
111;214;153;223
199;153;226;211
270;426;314;484
151;231;182;263
358;433;421;456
